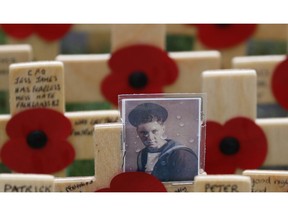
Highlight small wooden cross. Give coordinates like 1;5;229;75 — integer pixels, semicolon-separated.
232;54;287;117
54;122;122;192
202;69;288;171
202;69;257;123
0;61;120;180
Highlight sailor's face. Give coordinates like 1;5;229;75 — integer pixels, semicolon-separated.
136;121;166;151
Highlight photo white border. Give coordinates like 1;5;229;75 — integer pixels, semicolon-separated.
121;96;202;183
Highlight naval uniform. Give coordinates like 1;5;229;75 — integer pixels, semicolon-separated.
137;139;198;182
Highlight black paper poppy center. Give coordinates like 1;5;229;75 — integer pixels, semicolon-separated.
220;137;240;155
27;130;48;149
129;71;148;89
215;24;232;29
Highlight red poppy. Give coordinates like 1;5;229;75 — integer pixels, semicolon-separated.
0;108;75;174
194;24;257;49
101;44;179;106
0;24;72;41
205;117;267;174
96;172;167;192
271;57;288;110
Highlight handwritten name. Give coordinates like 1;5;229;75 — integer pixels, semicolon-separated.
4;184;52;192
205;183;239;192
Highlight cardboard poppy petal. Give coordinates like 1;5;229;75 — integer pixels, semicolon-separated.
1;24;34;39
35;24;72;41
205;117;267;174
109;45;153;74
110;45;167;72
271;57;288;110
2;108;75;174
206;162;237;174
0;139;75;174
206;121;225;161
96;172;167;192
195;24;257;49
205;121;238;174
108;45;178;85
102;45;178;106
162;53;179;85
6;108;72;139
224;117;268;169
1;24;72;41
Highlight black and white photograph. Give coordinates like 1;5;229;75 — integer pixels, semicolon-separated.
121;96;202;182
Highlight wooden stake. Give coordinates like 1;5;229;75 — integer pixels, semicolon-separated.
93;123;123;191
202;69;257;123
165;51;221;93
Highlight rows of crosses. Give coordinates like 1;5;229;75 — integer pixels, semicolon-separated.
0;24;288;192
56;24;288;171
0;25;221;192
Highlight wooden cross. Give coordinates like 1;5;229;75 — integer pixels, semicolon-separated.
202;68;288;173
56;24;221;107
0;121;121;193
53;122;122;192
0;61;120;180
202;69;257;123
231;55;288;170
232;54;287;117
